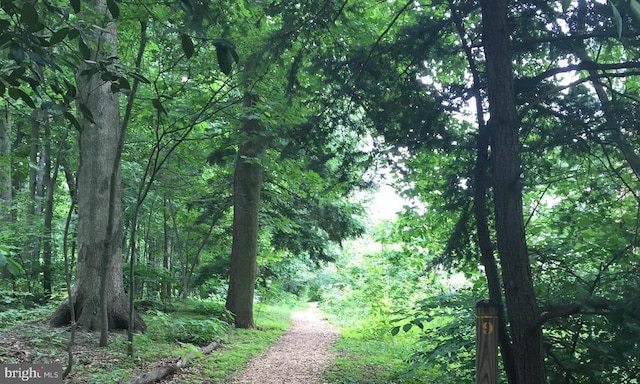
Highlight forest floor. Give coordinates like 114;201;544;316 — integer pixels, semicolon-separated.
162;302;340;384
0;302;341;383
0;302;432;383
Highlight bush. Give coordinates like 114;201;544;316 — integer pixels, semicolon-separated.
147;309;230;346
169;296;231;321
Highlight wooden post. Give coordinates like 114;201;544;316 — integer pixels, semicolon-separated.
476;300;498;384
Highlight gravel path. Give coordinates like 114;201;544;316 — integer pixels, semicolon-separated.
231;302;339;384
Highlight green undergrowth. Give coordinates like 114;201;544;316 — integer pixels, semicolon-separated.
0;299;297;384
172;303;295;383
322;308;441;384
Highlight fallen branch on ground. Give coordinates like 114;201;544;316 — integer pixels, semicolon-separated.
124;340;221;384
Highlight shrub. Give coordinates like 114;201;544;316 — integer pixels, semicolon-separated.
147;309;230;346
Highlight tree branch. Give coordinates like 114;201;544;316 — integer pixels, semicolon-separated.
535;299;617;329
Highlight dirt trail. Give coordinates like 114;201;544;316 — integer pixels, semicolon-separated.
231;302;339;384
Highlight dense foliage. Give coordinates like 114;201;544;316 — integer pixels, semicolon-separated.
1;0;640;382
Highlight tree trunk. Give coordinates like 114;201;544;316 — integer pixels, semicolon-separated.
50;0;146;333
166;200;189;299
474;122;517;384
42;116;54;297
481;0;545;383
163;198;172;300
449;4;517;380
22;113;42;292
0;104;11;222
226;93;266;328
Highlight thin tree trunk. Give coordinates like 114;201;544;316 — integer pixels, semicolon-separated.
226;92;267;328
0;104;11;223
163;198;172;300
166;200;188;299
61;198;76;379
42;115;56;297
23;113;41;292
481;0;545;383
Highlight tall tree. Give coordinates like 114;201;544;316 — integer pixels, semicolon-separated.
50;0;146;334
223;0;364;327
226;92;266;328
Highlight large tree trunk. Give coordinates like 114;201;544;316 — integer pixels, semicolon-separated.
481;1;545;383
50;0;145;333
226;93;266;329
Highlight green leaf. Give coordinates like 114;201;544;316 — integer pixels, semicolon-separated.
631;0;640;22
79;67;98;78
21;2;39;28
118;76;130;90
56;5;70;20
70;0;81;14
181;34;194;58
216;46;233;75
8;67;26;82
610;1;623;38
50;27;69;45
27;52;45;66
8;88;35;108
64;111;81;131
67;27;79;40
402;323;413;332
107;0;119;19
78;103;95;123
230;48;239;64
390;326;400;336
6;257;25;276
152;98;168;115
9;43;24;63
128;71;151;84
78;39;91;60
179;0;193;14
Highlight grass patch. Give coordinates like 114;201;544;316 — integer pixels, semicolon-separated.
322;310;440;384
162;303;295;383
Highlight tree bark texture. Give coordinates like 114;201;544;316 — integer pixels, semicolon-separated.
50;0;145;332
474;118;517;384
23;113;43;290
0;105;11;222
43;118;53;297
226;93;266;329
481;1;545;383
163;198;172;300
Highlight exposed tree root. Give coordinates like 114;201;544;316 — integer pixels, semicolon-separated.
50;296;147;332
123;340;221;384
